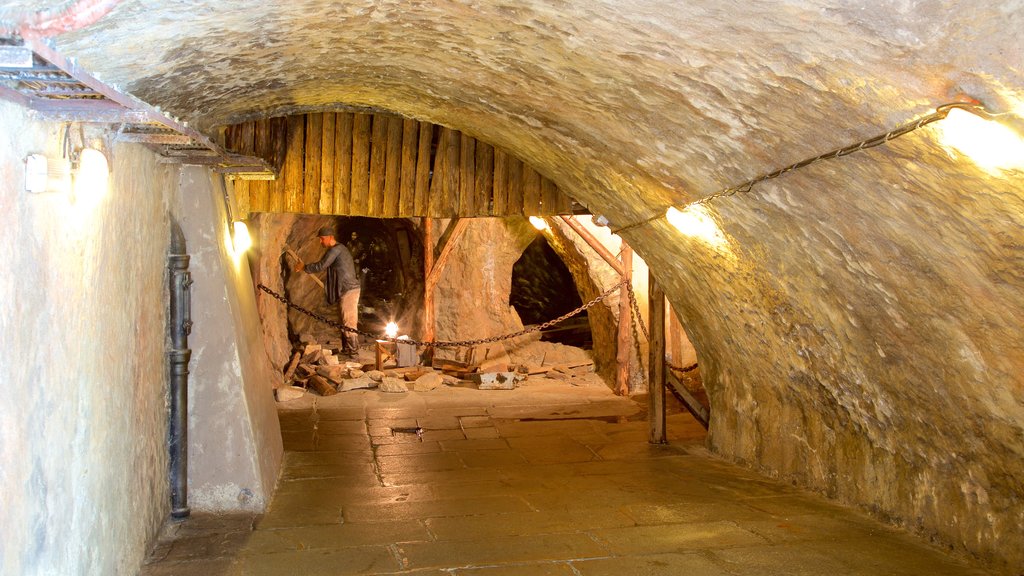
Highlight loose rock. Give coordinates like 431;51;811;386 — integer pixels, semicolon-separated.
379;377;408;393
413;372;444;391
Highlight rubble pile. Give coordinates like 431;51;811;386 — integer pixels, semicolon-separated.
275;335;596;401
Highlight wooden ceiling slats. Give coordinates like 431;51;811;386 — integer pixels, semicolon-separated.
225;111;573;217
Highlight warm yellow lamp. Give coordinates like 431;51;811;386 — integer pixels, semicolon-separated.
936;105;1024;172
232;221;252;253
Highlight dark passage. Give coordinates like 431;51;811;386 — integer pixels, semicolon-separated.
510;235;590;347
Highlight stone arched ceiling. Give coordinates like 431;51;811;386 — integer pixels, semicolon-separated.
9;0;1023;571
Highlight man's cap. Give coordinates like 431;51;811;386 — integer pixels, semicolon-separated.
317;225;335;237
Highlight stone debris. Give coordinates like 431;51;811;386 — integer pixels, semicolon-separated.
274;386;306;402
281;335;593;396
340;376;376;392
413;372;444;391
379;377;409;393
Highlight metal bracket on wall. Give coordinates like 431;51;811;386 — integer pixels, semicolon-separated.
0;33;277;179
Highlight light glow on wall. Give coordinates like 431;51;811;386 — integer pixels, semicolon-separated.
666;205;730;250
936;106;1024;172
232;221;252;254
529;216;549;231
72;147;109;207
384;322;399;339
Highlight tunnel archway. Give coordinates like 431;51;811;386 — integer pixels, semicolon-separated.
510;234;590;347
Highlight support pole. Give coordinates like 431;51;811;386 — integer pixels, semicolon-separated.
168;219;192;519
615;245;633;395
423;218;435;341
648;270;666;444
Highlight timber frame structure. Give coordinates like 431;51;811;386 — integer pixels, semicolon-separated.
224;112;577;219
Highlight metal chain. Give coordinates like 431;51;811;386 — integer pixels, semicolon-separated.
612;102;983;234
257;278;626;349
624;280;699;374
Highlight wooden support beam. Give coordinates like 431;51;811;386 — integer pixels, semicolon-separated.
616;245;633;396
399;118;419;216
559;215;625;276
413;122;433;216
318;112;336;214
368;113;389;216
434;217;462;261
667;371;710;429
506;156;524;215
648;271;667;444
350;113;371;214
475;141;494;215
283;115;305;213
252;119;272;211
458;132;476;216
303;112;322;213
269;117;288;213
334;112;353;214
423;218;435;341
426;218;470;292
492;149;508;216
522;165;541;216
383;115;404;217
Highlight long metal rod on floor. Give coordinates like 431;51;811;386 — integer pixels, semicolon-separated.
648;271;667;444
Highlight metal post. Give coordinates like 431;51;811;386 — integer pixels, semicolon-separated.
168;220;192;519
648;271;666;444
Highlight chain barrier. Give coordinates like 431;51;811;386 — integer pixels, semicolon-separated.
257;278;626;349
623;280;698;374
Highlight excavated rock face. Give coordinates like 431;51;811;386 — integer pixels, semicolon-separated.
35;1;1024;570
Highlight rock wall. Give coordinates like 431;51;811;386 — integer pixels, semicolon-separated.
0;103;175;575
177;170;283;512
44;1;1024;571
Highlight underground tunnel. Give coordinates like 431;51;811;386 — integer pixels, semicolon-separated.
2;1;1023;575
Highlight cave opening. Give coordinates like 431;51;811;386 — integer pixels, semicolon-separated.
510;234;591;348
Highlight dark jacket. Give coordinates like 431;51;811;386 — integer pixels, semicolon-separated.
305;243;360;304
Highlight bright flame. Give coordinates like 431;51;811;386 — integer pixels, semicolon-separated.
529;216;549;231
232;221;252;253
384;322;399;339
73;148;108;207
666;205;729;250
936;107;1024;172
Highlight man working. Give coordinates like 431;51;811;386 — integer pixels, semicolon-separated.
294;225;361;358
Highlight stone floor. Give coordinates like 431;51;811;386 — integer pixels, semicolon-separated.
140;376;992;575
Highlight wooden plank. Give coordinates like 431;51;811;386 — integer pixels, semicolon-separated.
334;112;353;214
383;115;404;217
234;180;250;218
648;272;667;444
540;176;558;215
427;127;447;218
522;165;541;216
319;112;336;214
368;113;389;216
616;245;633;396
350;113;371;214
284;114;306;213
414;122;433;216
423;218;435;341
426;218;469;292
304;112;323;213
474;141;494;215
442;128;460;217
399;118;419;216
492;149;508;216
667;371;710;429
239;121;255;155
458;132;476;216
251;119;272;211
269;117;289;212
559;215;625;275
553;187;573;214
506;156;523;216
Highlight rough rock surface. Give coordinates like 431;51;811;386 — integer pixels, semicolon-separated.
379;377;409;393
28;1;1024;571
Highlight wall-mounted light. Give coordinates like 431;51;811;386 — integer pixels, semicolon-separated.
529;216;549;231
232;220;252;254
665;205;729;249
934;104;1024;172
72;147;109;206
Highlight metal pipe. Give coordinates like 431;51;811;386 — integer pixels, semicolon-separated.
168;219;192;519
